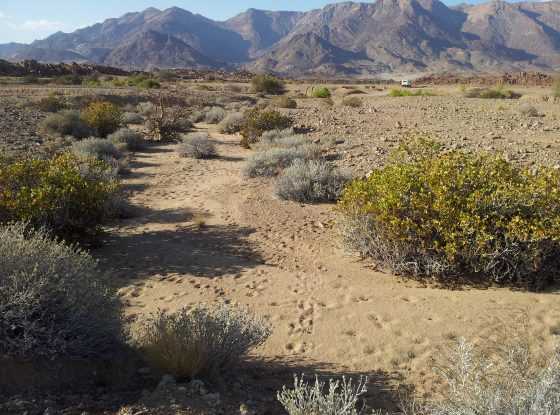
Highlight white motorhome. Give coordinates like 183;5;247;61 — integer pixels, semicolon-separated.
401;79;412;88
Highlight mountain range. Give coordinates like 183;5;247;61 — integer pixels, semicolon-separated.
3;1;560;76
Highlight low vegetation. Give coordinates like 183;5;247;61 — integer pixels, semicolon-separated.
177;133;216;159
338;137;560;289
389;89;435;97
277;375;368;415
244;144;321;178
251;74;286;95
35;94;66;112
518;103;540;117
310;86;332;98
0;222;122;359
464;87;521;99
0;153;119;237
108;128;145;151
276;159;350;203
81;101;123;137
342;96;363;107
271;95;298;109
204;106;227;124
146;97;191;141
123;112;144;125
136;305;270;379
40;110;93;138
241;109;293;148
218;112;244;134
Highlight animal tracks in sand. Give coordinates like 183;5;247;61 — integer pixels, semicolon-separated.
98;124;560;398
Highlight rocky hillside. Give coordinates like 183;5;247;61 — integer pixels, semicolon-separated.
3;1;560;75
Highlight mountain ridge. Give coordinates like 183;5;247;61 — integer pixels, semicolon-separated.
3;1;560;76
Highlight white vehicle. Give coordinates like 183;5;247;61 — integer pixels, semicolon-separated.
401;79;412;88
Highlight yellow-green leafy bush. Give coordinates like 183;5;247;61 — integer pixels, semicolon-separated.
251;74;286;95
338;138;560;289
241;109;293;148
81;101;123;137
0;153;119;238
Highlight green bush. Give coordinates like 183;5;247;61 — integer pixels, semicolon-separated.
0;153;119;238
35;94;66;112
127;75;161;89
251;74;286;95
136;305;270;379
0;222;122;359
465;87;521;99
389;89;435;97
338;137;560;289
56;74;83;85
241;109;293;148
39;110;93;138
81;101;123;137
311;87;331;98
271;96;297;109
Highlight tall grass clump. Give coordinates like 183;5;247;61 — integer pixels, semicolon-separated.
40;110;93;139
0;154;119;237
251;74;286;95
0;222;122;359
218;112;244;134
338;136;560;289
278;375;368;415
276;159;350;203
136;305;270;379
176;133;216;159
108;128;145;151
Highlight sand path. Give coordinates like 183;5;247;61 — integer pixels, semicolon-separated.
96;124;560;400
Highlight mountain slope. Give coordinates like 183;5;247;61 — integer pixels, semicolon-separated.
4;1;560;75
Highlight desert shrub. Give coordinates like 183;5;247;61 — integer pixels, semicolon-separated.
177;133;216;159
204;106;227;124
241;109;293;147
414;338;560;415
519;103;540;117
155;70;178;82
243;145;321;178
136;305;270;379
40;110;93;138
127;74;160;89
257;134;310;151
342;96;363;108
338;137;560;289
56;74;83;85
311;86;331;98
72;138;122;162
189;110;206;123
251;74;286;95
278;375;368;415
276;159;350;203
553;79;560;100
0;153;119;237
35;94;66;112
108;128;145;151
218;112;244;134
271;96;297;109
0;223;122;360
137;102;156;116
123;112;144;125
146;98;191;141
389;89;435;97
81;101;123;137
259;128;296;143
465;87;521;99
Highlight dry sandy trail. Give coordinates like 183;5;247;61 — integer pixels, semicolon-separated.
96;124;560;405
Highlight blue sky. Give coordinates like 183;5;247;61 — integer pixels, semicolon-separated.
0;0;486;43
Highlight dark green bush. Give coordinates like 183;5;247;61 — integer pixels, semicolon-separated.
240;109;293;148
81;101;123;137
310;87;331;98
251;74;286;95
339;137;560;289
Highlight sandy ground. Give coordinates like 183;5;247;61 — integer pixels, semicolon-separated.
95;121;560;407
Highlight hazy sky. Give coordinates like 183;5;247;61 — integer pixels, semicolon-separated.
0;0;493;43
